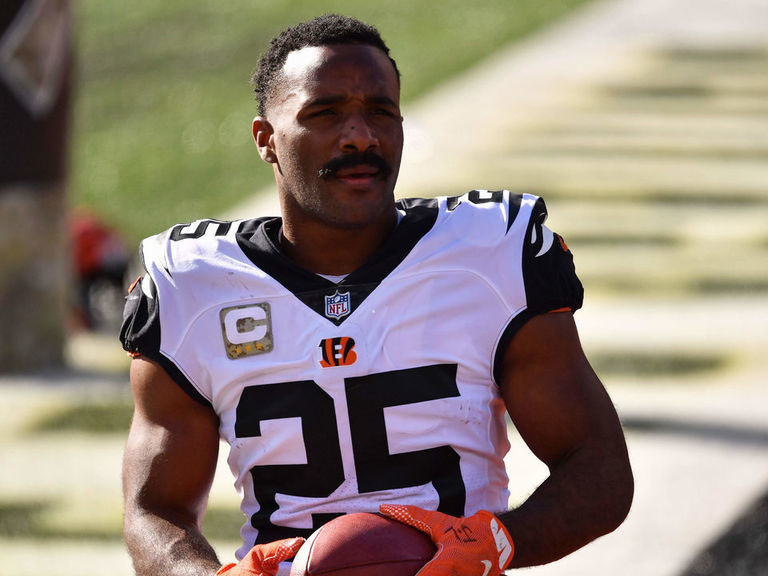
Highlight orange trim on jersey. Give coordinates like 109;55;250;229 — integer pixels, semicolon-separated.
127;275;141;294
127;351;143;359
548;307;572;314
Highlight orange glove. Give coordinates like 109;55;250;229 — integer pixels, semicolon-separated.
216;537;305;576
380;505;513;576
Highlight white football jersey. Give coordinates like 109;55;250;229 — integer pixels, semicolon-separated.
121;190;583;558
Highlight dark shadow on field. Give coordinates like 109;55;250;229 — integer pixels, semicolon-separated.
0;498;241;544
0;500;121;541
28;398;134;434
622;416;768;448
621;414;768;574
680;488;768;576
592;351;729;378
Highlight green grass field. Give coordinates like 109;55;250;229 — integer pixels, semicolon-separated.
70;0;591;245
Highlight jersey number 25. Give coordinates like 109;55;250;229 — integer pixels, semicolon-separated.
235;363;466;544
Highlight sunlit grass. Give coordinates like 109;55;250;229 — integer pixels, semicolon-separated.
0;499;123;541
591;351;732;379
203;507;247;542
27;400;134;434
71;0;593;245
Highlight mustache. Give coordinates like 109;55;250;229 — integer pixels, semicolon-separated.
318;151;393;179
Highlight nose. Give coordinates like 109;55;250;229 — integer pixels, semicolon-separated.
339;113;378;152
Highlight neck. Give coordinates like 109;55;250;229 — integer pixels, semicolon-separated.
279;211;398;276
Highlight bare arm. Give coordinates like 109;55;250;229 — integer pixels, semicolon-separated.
123;357;223;576
498;312;633;568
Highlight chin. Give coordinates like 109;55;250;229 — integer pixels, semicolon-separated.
323;212;384;230
328;201;397;230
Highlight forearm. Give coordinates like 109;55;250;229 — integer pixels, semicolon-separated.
125;508;222;576
499;442;633;568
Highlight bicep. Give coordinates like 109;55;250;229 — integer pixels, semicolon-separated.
499;312;625;470
123;357;220;526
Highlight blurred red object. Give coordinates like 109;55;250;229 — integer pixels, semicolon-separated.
70;208;129;330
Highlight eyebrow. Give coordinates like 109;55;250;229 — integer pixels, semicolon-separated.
303;94;400;108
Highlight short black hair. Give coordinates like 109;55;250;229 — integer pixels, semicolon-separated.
251;14;400;116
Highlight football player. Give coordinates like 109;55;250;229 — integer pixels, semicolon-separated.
121;14;633;576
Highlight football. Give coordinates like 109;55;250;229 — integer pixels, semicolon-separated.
290;512;436;576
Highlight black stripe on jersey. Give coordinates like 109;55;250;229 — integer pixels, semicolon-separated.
120;274;160;355
119;274;213;408
506;193;523;234
150;351;213;408
492;308;538;386
522;197;584;315
235;198;439;325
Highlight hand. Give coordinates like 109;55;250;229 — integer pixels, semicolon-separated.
380;505;513;576
216;537;305;576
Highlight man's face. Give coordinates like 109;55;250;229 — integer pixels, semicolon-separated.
257;44;404;230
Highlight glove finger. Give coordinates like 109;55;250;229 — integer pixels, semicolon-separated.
380;504;452;539
260;537;306;571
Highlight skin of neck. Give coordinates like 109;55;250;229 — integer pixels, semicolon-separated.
277;191;399;276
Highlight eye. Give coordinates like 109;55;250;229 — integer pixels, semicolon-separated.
370;106;401;120
311;108;336;117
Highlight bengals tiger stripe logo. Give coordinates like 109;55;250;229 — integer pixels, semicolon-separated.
319;337;357;367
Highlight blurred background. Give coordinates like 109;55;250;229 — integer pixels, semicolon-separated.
1;0;766;574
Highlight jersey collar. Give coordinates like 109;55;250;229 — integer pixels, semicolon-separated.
235;198;438;325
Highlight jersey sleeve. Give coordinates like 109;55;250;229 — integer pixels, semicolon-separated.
491;194;584;383
120;273;161;357
119;231;167;359
118;232;213;407
521;196;583;315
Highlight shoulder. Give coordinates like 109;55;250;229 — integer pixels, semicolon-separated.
120;218;247;367
398;191;584;348
397;190;542;246
138;218;246;276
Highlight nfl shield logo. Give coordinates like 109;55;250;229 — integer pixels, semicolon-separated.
324;290;351;320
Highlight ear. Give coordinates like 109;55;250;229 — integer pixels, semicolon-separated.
252;116;277;163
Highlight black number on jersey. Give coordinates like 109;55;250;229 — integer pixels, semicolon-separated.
170;219;231;240
446;189;504;211
235;364;466;544
346;364;464;512
235;380;345;542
